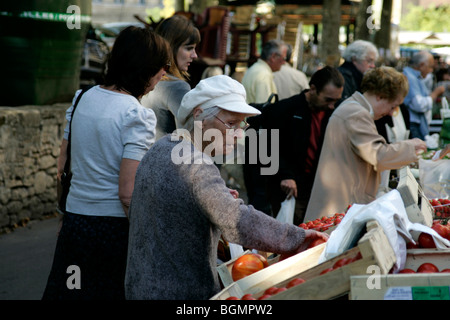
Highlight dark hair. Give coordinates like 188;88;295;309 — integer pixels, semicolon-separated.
309;66;345;93
155;15;201;80
104;26;171;98
436;67;450;82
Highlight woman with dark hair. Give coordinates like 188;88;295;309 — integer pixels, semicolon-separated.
42;26;171;300
141;14;201;140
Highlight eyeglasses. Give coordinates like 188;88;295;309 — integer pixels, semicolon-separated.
214;115;250;131
163;62;171;72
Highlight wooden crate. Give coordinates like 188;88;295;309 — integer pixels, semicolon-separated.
211;220;396;300
350;249;450;300
396;166;434;227
211;242;326;300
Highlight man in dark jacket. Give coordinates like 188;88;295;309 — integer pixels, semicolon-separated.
337;40;378;105
260;66;344;225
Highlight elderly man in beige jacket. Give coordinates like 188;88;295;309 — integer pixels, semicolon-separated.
305;67;427;221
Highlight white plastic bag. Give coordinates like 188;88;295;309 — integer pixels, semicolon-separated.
318;190;450;272
228;243;244;259
275;196;295;224
419;158;450;199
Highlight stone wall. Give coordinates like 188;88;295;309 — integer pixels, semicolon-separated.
0;104;69;231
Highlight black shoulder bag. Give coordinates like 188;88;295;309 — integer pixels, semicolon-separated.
57;88;89;213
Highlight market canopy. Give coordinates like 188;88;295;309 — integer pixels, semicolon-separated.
399;31;450;46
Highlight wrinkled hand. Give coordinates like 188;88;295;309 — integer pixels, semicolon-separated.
295;229;330;253
280;179;297;199
411;138;427;154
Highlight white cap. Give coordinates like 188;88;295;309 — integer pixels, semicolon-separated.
177;75;261;126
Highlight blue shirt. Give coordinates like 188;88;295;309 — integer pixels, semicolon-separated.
403;66;433;137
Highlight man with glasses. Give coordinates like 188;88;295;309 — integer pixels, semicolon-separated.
337;40;378;106
259;66;344;225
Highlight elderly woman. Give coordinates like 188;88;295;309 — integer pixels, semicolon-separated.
305;67;427;221
125;75;328;300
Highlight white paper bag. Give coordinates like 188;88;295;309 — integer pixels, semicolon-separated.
275;196;295;224
228;243;245;259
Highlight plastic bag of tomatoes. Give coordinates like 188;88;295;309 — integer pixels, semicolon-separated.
430;198;450;219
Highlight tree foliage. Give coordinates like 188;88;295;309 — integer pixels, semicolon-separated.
400;4;449;32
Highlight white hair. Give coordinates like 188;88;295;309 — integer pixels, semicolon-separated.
342;40;379;63
409;51;433;68
180;106;222;132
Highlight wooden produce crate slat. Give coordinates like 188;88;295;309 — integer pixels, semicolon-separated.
397;166;433;227
350;249;450;300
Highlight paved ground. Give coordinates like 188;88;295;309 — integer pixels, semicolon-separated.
0;217;59;300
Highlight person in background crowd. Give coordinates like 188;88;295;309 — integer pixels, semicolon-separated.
337;40;378;105
305;67;427;221
141;15;200;141
403;51;445;140
273;43;310;100
242;39;288;215
261;66;344;225
242;39;287;104
42;27;171;300
125;75;328;300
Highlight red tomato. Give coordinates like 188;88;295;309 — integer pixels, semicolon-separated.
286;277;306;288
406;241;420;249
320;267;333;275
307;238;327;249
398;268;415;274
231;253;268;281
418;232;436;248
241;293;256;300
432;223;449;240
226;296;239;300
274;287;287;294
264;287;279;295
349;252;362;262
417;263;439;273
258;294;272;300
441;269;450;273
333;258;350;269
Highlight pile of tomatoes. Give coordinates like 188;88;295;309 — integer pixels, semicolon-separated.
398;262;450;274
430;198;450;218
298;212;345;232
